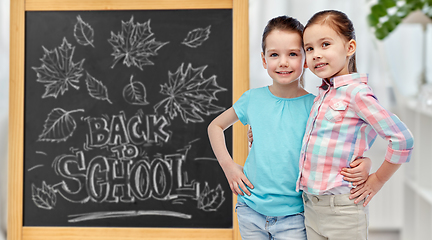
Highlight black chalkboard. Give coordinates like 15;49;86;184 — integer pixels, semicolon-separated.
24;9;232;228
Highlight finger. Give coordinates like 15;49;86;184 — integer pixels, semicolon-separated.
341;170;357;178
342;171;368;180
243;178;254;190
232;182;244;196
350;160;361;168
350;157;365;167
363;193;375;206
340;169;351;177
343;175;366;183
354;191;369;204
238;181;251;196
341;168;361;174
349;185;364;199
343;174;366;182
351;179;366;186
229;183;239;195
352;187;369;203
341;168;354;174
343;174;362;182
351;183;363;193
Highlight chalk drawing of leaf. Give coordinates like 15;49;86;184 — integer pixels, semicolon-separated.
181;25;211;48
108;16;169;70
32;37;85;98
197;183;225;212
123;75;149;105
38;108;84;142
154;63;227;123
32;181;57;210
74;15;95;48
85;72;112;104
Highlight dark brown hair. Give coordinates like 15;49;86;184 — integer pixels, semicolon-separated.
262;16;306;86
304;10;357;73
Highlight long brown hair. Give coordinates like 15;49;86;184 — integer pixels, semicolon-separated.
262;16;305;87
304;10;357;73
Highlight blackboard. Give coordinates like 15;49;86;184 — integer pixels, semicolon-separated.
23;9;233;228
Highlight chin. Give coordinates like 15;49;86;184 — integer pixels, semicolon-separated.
314;72;332;79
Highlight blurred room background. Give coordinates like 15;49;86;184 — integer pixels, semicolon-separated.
1;0;431;239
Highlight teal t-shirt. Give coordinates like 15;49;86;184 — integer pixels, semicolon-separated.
233;86;315;217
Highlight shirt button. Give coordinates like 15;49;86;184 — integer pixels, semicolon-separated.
312;196;320;203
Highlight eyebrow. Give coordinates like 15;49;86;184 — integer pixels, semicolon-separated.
318;37;333;42
304;37;333;47
266;48;302;52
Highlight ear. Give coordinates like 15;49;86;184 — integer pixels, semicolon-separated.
261;52;267;69
347;39;356;57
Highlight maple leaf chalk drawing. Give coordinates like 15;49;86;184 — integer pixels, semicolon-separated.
108;16;169;70
197;183;225;212
32;181;57;210
181;25;211;48
123;75;149;105
85;72;113;104
38;108;84;142
32;38;85;98
74;15;95;48
154;63;227;123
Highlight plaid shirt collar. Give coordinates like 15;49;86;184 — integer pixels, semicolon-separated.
319;73;368;90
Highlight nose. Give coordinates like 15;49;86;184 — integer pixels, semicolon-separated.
313;51;321;60
279;56;289;67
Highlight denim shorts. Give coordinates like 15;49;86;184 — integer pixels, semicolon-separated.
236;201;307;240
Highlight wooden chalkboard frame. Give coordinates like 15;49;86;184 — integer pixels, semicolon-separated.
8;0;249;239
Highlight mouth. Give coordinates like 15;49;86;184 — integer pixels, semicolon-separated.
276;71;293;75
314;63;328;69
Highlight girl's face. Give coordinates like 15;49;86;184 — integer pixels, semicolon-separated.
303;24;356;80
261;30;306;86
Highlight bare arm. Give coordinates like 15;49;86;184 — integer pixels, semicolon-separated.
208;107;254;196
349;160;401;206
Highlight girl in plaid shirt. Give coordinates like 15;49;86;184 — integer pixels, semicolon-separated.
298;10;414;240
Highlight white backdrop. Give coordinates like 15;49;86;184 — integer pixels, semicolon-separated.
0;0;408;237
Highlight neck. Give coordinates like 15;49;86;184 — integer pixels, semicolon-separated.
269;81;305;98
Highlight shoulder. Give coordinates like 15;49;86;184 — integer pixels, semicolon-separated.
235;86;269;106
248;86;269;94
240;86;270;101
293;93;315;114
351;83;376;99
303;93;316;107
341;79;376;100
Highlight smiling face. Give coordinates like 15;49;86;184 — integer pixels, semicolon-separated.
261;29;305;87
303;23;356;80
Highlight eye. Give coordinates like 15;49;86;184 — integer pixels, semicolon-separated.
322;42;330;47
289;52;298;57
270;53;278;57
305;47;313;52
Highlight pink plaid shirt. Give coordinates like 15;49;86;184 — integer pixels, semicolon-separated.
297;73;414;195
